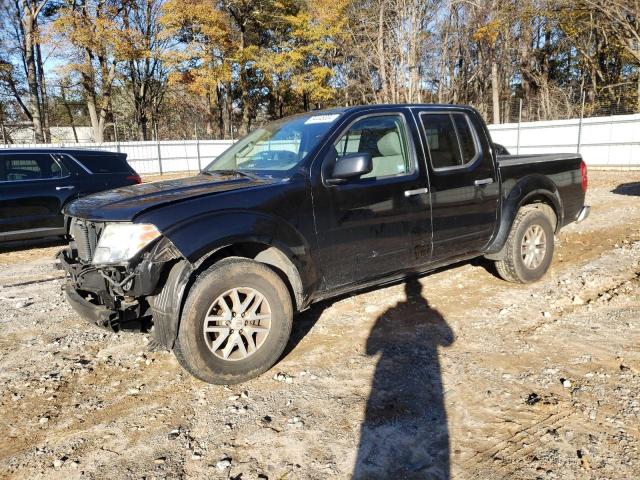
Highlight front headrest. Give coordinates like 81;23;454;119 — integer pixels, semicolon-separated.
377;131;402;156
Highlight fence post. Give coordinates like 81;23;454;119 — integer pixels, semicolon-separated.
114;116;121;153
516;98;522;155
195;123;202;171
577;90;586;154
156;140;163;175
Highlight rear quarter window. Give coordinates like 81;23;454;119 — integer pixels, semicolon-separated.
75;154;133;174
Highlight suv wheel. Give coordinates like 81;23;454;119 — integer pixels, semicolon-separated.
495;206;555;283
174;257;293;384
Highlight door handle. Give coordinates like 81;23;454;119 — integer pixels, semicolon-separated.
404;187;429;197
474;178;494;186
56;186;75;191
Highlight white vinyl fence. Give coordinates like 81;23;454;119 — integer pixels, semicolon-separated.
2;113;638;174
488;113;640;168
0;139;235;175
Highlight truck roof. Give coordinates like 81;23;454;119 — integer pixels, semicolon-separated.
0;148;121;156
313;103;476;115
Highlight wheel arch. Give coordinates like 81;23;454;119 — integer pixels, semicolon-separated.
485;175;562;259
191;240;305;311
149;212;315;350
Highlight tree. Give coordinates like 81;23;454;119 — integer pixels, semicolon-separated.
0;0;51;142
0;100;13;143
58;75;80;141
3;0;638;145
260;0;348;113
160;0;234;138
581;0;640;110
122;0;169;140
53;0;127;142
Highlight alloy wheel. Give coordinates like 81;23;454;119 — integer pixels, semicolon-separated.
202;287;272;361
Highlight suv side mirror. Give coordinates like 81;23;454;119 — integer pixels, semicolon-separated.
328;152;372;184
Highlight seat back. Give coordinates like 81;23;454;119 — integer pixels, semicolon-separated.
362;130;406;178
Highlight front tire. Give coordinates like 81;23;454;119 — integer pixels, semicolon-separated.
495;206;555;283
174;258;293;384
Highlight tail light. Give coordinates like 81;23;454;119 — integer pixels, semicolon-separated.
126;174;142;184
580;160;588;192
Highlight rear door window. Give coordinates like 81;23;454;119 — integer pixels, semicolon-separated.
420;112;479;170
0;154;69;181
75;154;133;174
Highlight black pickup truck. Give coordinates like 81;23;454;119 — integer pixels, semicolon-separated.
58;105;589;384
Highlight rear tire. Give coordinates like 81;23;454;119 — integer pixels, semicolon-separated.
174;257;293;384
494;206;555;283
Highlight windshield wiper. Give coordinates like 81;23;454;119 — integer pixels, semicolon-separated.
202;169;261;180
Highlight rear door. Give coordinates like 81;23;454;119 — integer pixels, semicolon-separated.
0;152;73;239
412;108;499;261
312;110;432;290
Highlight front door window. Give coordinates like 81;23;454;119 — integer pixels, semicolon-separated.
334;115;413;179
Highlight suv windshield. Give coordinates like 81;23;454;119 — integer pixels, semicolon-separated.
203;112;341;177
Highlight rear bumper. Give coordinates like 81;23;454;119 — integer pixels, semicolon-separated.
576;205;590;223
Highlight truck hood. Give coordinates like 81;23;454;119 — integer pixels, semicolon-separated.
64;173;280;221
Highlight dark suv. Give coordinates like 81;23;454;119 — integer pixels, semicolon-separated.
0;149;141;242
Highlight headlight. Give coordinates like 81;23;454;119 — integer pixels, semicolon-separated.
93;223;161;265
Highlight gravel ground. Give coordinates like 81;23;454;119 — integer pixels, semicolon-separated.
0;171;639;480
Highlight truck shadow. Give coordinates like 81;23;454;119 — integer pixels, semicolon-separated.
612;182;640;196
286;278;453;479
0;236;66;254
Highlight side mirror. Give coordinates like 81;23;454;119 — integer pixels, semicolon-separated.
328;152;372;184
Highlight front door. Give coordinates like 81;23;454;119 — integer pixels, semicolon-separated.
413;108;499;261
0;153;72;239
312;111;432;290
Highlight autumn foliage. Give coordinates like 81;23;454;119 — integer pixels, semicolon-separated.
0;0;637;142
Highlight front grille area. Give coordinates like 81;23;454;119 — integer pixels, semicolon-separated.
69;218;102;263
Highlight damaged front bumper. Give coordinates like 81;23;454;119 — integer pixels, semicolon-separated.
57;238;184;334
63;282;136;330
57;248;149;332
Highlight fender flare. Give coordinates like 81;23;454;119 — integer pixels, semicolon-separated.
161;209;316;291
485;174;563;257
149;210;317;349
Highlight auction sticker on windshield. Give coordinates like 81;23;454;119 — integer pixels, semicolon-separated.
304;114;340;124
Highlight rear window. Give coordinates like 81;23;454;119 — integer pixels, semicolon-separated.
74;154;133;174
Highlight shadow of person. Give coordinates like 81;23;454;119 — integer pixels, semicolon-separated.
354;277;454;480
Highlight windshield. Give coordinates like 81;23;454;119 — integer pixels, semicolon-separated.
203;112;341;177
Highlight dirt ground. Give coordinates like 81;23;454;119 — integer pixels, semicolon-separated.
0;171;639;480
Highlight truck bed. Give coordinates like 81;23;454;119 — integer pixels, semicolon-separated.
497;153;580;167
497;153;585;229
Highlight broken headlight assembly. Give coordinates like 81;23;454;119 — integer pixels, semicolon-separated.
92;223;161;265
